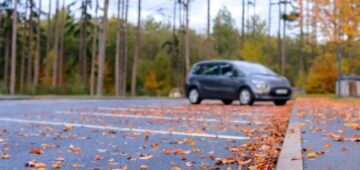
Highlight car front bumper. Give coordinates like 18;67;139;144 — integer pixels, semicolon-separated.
253;87;293;101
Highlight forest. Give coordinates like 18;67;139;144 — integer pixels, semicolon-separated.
1;0;360;96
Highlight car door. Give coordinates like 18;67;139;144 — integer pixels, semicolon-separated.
218;63;238;99
200;63;221;99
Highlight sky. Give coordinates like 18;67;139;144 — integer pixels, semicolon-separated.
38;0;294;36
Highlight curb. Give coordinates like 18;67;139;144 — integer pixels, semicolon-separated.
276;105;303;170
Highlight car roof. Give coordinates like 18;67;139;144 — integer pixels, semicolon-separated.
194;60;256;65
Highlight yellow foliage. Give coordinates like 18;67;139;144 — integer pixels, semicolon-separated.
144;71;160;92
239;41;267;64
306;53;338;93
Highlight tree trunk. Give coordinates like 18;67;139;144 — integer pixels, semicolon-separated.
184;0;190;77
90;0;99;96
115;0;122;96
52;0;60;87
58;0;65;85
27;0;34;87
281;0;287;75
268;0;272;36
96;0;109;96
4;34;10;90
207;0;210;38
79;0;88;85
122;0;129;96
20;1;29;92
241;0;245;46
130;0;141;97
299;0;304;73
45;0;52;85
10;0;18;95
32;0;41;94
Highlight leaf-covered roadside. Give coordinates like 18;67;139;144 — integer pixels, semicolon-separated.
295;98;360;168
0;102;293;169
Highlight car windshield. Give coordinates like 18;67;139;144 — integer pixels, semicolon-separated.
234;62;277;76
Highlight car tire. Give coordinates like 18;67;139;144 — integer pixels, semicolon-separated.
222;100;233;105
274;100;287;106
188;88;202;105
239;88;254;105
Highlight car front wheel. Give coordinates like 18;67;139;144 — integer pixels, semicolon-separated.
188;88;202;105
239;88;254;105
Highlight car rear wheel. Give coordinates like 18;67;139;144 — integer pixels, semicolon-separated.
222;100;233;105
188;88;202;105
274;100;287;106
239;88;254;105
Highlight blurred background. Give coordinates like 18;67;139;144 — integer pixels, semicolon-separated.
0;0;358;96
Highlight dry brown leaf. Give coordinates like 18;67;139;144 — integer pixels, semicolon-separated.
29;148;43;155
51;163;61;169
139;154;153;160
140;164;148;170
0;153;10;159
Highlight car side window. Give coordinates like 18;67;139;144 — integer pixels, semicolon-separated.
203;64;220;76
220;64;233;75
192;65;203;75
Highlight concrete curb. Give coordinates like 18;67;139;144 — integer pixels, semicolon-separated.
276;105;303;170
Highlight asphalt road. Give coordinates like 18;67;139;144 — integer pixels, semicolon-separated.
0;99;274;169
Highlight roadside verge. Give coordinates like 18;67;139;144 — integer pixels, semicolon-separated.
276;105;303;170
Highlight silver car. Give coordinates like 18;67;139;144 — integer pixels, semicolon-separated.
186;60;292;106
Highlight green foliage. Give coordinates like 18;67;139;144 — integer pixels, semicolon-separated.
212;7;238;58
0;82;7;95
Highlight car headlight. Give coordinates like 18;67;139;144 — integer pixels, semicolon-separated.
251;80;270;92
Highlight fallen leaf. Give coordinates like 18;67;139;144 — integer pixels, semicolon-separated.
140;164;148;170
51;163;61;169
173;149;184;155
68;144;81;154
0;153;10;159
95;155;102;160
29;148;43;155
139;154;153;160
306;152;317;159
291;156;301;161
35;162;46;168
345;123;360;130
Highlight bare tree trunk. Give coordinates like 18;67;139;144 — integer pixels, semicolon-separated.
130;0;141;97
115;0;123;96
207;0;210;38
58;0;65;85
4;34;10;89
90;0;99;96
52;0;60;87
299;0;304;73
277;0;282;70
45;0;52;85
184;0;190;77
20;1;29;92
281;0;287;75
241;0;245;46
79;0;88;85
122;0;129;96
96;0;109;96
10;0;18;95
268;0;272;36
27;0;34;87
32;0;41;94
